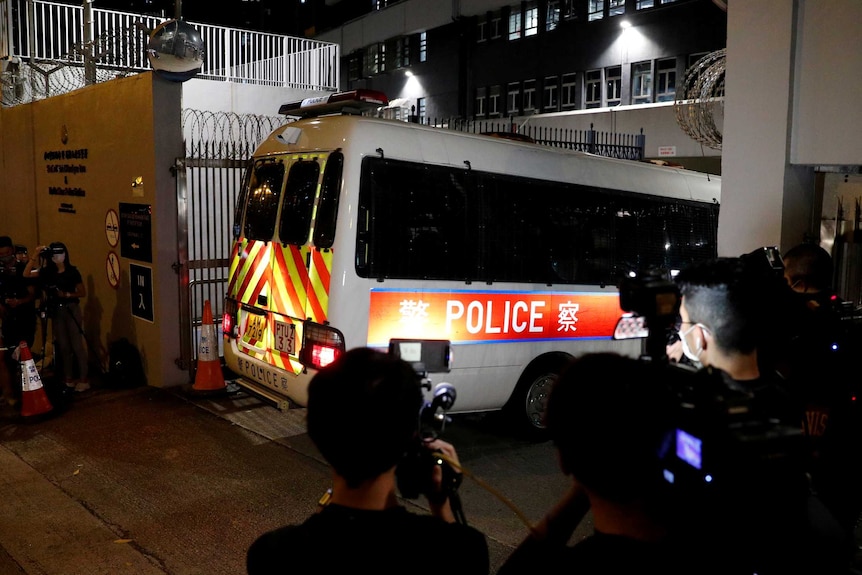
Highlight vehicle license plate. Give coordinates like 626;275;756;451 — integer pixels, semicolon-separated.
275;321;297;354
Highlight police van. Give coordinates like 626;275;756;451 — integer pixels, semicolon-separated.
222;89;721;437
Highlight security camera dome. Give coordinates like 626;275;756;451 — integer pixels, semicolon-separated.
147;19;204;82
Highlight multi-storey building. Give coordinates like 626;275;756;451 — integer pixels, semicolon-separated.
312;0;726;123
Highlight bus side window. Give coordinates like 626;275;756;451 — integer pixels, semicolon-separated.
313;151;344;249
244;160;285;241
279;159;321;245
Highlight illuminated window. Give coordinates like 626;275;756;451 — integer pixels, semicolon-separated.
636;0;655;8
656;58;676;102
632;61;652;104
588;0;604;21
546;0;560;30
609;0;625;17
419;32;427;62
525;2;538;36
508;8;522;40
606;65;621;106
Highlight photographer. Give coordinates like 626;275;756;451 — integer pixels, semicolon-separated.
24;242;90;392
779;242;862;563
498;353;697;575
245;347;489;575
673;255;848;574
0;236;37;409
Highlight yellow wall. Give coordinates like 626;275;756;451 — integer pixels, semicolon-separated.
0;72;185;387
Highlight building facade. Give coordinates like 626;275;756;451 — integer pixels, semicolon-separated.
315;0;727;124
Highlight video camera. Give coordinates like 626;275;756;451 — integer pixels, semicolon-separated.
613;249;805;500
389;339;462;501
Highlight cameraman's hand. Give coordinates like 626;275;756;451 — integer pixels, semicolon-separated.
424;438;461;522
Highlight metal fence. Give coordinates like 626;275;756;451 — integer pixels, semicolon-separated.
415;117;646;161
0;0;339;90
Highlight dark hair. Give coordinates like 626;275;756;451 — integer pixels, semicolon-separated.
306;347;423;487
675;257;767;355
782;242;833;292
42;241;72;268
546;353;675;502
0;236;12;250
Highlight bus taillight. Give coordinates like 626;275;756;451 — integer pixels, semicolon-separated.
300;321;345;369
222;299;238;338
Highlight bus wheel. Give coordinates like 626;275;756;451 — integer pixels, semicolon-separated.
504;357;568;441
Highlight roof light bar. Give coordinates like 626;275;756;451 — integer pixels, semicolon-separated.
278;89;389;118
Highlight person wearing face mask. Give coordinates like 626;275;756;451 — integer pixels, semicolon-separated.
778;242;862;566
672;256;849;575
24;242;90;393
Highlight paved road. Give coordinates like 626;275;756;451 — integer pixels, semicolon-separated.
0;379;580;575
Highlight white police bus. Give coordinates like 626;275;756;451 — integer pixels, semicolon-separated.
222;89;721;437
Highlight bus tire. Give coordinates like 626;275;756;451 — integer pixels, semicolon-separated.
503;354;571;441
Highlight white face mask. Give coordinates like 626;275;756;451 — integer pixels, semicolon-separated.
679;323;705;367
52;253;65;264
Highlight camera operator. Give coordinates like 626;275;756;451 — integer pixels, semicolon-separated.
245;347;489;575
673;255;848;574
779;242;862;563
497;353;698;575
0;236;37;409
23;242;90;392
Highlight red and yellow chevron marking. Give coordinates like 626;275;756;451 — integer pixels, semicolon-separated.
308;248;332;323
227;152;335;377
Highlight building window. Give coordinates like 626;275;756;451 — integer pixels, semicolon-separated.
490;12;502;38
561;73;576;109
523;79;536;113
636;0;655;8
632;61;652;104
364;43;382;76
417;97;426;122
562;0;577;19
585;69;601;108
546;0;560;30
525;2;538;36
588;0;604;21
393;36;410;68
489;85;501;116
347;51;363;81
606;65;621;106
477;17;487;42
656;58;676;102
507;81;521;114
508;7;522;40
475;86;487;117
419;32;427;62
544;76;560;111
608;0;625;17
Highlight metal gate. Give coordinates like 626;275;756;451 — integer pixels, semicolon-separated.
176;109;287;380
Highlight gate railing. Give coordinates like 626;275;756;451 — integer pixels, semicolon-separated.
408;116;646;161
0;0;339;90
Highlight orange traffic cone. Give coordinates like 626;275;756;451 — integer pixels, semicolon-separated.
192;300;226;392
19;341;53;417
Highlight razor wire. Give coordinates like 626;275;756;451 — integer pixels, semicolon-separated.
0;23;146;107
181;108;289;160
674;48;726;151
